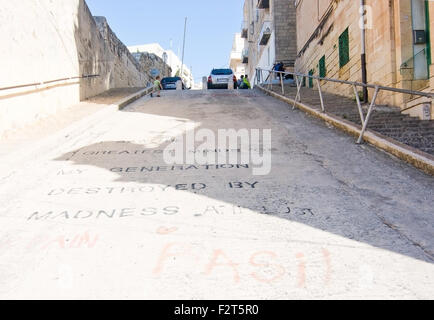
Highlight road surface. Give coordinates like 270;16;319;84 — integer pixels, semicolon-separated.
0;89;433;299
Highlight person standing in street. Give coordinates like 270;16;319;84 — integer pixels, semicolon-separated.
152;76;163;97
237;75;244;89
243;75;251;89
274;62;284;79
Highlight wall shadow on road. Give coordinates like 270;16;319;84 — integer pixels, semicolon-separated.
51;90;434;264
53;136;434;265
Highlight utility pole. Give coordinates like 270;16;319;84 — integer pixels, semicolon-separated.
180;17;187;83
360;0;368;103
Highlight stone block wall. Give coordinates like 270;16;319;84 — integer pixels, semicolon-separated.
137;52;172;86
92;16;147;91
274;0;297;64
295;0;433;119
295;0;364;99
0;0;148;138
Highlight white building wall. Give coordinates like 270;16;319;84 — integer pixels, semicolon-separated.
229;33;246;79
251;33;276;85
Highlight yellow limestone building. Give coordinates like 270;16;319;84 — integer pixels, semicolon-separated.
295;0;434;119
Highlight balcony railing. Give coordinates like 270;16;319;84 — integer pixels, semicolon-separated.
257;0;270;9
259;20;272;45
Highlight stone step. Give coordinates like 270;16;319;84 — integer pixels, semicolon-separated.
268;86;434;155
373;130;434;136
346;118;433;127
370;124;434;130
387;132;434;138
338;112;406;118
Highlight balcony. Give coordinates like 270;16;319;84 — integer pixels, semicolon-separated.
241;21;248;39
242;49;249;64
259;20;272;45
257;0;270;9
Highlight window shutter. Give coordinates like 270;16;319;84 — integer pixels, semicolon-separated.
339;28;350;68
319;55;326;78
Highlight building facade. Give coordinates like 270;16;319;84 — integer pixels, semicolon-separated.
229;33;246;78
295;0;434;119
128;43;194;88
241;0;297;84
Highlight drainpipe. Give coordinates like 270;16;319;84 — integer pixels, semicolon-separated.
360;0;369;103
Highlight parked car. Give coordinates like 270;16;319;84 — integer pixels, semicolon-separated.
207;69;237;89
161;77;185;90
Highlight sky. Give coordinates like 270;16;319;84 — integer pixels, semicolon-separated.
86;0;244;83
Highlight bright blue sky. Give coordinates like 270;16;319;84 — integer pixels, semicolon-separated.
86;0;244;82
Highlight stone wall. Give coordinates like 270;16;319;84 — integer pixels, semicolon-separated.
273;0;297;64
92;16;148;91
295;0;433;119
430;1;434;90
136;52;172;86
0;0;148;138
295;0;363;98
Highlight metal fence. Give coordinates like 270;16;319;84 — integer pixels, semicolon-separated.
256;68;433;144
0;74;100;92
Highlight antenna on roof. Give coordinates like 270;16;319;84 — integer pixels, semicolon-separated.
180;17;187;83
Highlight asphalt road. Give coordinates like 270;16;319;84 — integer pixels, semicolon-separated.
0;89;433;299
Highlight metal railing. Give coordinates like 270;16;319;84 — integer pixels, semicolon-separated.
256;68;433;144
0;74;100;92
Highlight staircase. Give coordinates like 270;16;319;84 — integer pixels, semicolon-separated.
267;85;434;155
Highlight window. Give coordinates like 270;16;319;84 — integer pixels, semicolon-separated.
161;77;181;83
339;28;350;68
319;55;326;78
308;70;314;88
211;69;233;75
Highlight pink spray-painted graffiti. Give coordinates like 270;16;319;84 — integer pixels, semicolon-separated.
153;242;333;288
25;231;99;252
